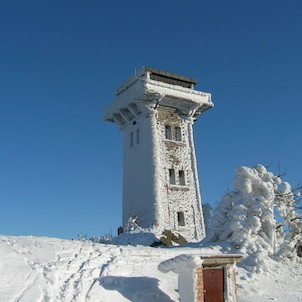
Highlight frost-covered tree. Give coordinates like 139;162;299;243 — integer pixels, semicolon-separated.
206;164;302;264
274;181;302;258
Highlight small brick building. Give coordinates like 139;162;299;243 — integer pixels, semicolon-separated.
159;254;242;302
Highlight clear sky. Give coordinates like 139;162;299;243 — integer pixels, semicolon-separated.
1;1;301;239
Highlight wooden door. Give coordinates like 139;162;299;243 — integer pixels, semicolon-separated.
203;268;224;302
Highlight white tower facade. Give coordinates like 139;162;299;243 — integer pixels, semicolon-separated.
104;67;213;241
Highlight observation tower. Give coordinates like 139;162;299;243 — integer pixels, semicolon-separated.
104;67;213;241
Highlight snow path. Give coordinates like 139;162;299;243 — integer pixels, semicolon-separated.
1;236;302;302
0;237;114;301
0;237;180;302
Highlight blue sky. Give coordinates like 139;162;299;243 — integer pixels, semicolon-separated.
1;1;301;239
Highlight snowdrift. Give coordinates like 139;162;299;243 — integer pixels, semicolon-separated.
1;235;302;302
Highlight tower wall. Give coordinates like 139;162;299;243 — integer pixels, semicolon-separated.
154;106;205;241
121;109;157;228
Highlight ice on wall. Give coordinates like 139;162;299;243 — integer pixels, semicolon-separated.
206;164;302;271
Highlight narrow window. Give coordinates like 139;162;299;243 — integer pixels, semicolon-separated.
165;125;172;140
136;128;140;144
179;170;185;186
177;211;185;226
169;169;175;185
130;132;133;147
175;126;182;141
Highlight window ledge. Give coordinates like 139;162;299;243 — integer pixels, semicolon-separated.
169;185;189;191
164;139;183;143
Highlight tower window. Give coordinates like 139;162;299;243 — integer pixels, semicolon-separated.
175;127;182;141
177;211;185;226
165;125;172;140
136;129;140;144
129;103;141;115
113;113;126;126
121;108;135;121
130;132;133;147
179;170;185;186
169;169;175;185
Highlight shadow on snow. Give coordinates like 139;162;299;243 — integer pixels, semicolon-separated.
99;276;174;302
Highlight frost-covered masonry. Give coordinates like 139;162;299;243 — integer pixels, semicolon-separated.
104;67;213;241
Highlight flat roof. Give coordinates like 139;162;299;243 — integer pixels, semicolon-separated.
116;66;200;95
144;66;197;88
201;254;243;266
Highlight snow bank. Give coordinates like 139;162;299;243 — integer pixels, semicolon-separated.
158;255;203;302
1;236;302;301
113;231;160;246
0;235;215;302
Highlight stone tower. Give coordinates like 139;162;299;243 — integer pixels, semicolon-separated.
104;67;213;241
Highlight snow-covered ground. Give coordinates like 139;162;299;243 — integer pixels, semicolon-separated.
1;235;301;302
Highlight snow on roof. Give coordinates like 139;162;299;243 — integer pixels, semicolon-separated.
158;254;203;274
158;253;243;274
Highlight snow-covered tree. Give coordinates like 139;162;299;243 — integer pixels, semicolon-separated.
206;164;302;265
